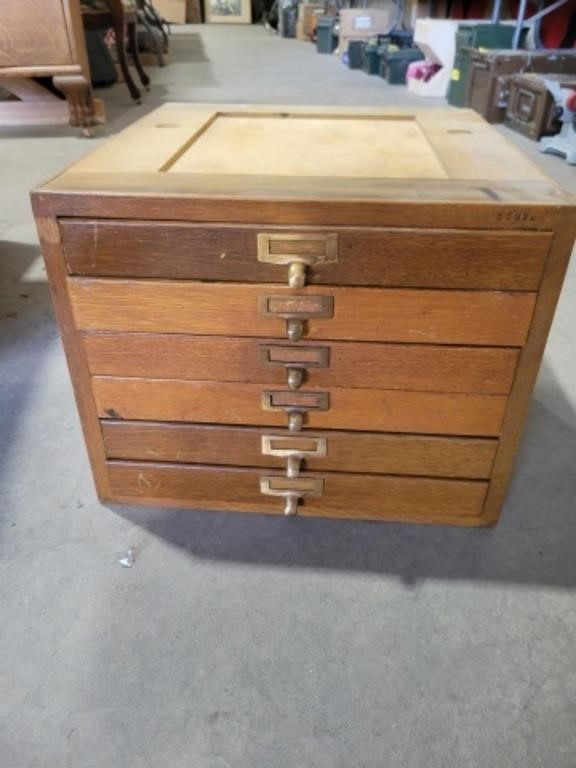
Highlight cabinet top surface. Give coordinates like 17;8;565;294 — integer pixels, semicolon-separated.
39;103;572;205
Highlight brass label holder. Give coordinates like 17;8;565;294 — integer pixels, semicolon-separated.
258;294;334;342
259;344;330;390
257;233;338;288
262;389;329;431
261;434;328;459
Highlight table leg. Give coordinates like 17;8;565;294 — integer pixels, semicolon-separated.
128;19;151;88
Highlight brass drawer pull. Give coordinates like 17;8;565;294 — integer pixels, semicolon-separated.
260;475;324;517
258;294;334;342
257;233;338;288
262;390;329;431
260;344;330;390
261;432;327;478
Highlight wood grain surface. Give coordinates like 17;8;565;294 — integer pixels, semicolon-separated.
83;333;519;394
69;279;536;347
60;219;550;290
102;421;498;478
0;0;73;69
93;377;507;436
44;104;553;184
107;460;489;524
32;211;111;499
482;207;576;521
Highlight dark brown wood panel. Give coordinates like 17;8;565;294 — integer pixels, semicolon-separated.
102;421;498;478
84;333;519;395
61;219;550;290
69;279;536;347
93;377;507;436
106;461;489;525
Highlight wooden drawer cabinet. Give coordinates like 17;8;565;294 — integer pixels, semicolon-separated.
32;104;575;526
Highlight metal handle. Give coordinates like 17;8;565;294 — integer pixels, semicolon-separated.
257;233;338;288
288;262;306;288
260;475;324;517
287;368;304;390
287;319;304;342
262;434;327;482
260;344;330;391
284;495;299;516
262;390;329;432
258;294;334;342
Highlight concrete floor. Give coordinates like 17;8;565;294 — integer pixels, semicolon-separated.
1;24;576;768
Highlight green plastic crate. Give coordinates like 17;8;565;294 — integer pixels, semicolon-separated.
447;24;516;107
379;47;424;85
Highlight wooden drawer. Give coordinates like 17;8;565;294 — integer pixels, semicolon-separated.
102;421;498;479
60;219;550;291
69;279;536;347
84;333;519;395
93;377;507;436
106;461;489;525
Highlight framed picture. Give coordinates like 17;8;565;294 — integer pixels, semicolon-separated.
204;0;251;23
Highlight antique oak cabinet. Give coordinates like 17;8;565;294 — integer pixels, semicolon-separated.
32;104;575;525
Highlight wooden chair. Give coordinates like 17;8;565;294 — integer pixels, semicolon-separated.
81;0;150;102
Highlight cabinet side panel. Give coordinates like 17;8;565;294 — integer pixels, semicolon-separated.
482;208;576;523
32;198;110;499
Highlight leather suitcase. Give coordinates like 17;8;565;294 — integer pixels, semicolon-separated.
31;104;575;525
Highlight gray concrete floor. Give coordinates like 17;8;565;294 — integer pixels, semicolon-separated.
1;24;576;768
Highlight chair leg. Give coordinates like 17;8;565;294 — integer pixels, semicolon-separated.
128;19;151;88
114;20;141;101
140;14;165;67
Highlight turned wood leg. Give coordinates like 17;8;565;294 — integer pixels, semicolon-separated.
114;20;141;101
128;19;151;88
53;74;97;131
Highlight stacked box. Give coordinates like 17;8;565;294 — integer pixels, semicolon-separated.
380;47;424;85
447;24;515;107
505;73;576;140
338;8;392;53
468;49;576;123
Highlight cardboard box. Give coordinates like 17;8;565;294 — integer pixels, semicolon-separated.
151;0;186;23
338;8;393;52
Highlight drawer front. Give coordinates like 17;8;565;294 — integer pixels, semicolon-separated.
69;279;536;347
61;219;549;290
93;377;507;436
84;333;519;395
102;421;498;479
107;461;489;525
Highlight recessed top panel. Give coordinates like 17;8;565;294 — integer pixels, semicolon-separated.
42;104;568;205
167;115;449;179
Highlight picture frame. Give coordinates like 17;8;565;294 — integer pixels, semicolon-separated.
204;0;251;23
